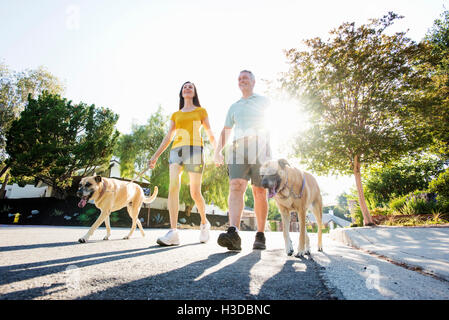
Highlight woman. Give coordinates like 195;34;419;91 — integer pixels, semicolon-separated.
148;81;216;246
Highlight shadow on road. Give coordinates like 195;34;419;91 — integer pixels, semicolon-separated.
81;250;261;300
0;243;203;299
0;241;79;252
79;249;335;300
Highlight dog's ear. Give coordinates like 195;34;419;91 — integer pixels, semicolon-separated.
94;176;102;183
278;159;290;169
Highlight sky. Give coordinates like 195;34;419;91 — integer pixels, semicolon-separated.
1;0;448;205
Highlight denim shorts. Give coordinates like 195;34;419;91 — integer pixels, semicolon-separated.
169;146;204;173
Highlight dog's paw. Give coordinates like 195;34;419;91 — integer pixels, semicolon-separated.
78;238;87;243
287;249;294;256
103;236;109;241
318;247;323;252
295;250;307;258
123;236;130;240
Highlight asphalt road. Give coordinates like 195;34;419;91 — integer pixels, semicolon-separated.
0;225;339;300
2;225;448;302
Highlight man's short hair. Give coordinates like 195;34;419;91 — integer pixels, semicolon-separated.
240;70;255;80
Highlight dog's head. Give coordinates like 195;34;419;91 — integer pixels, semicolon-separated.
260;159;290;198
76;176;102;208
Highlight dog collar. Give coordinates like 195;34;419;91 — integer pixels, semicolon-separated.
97;179;109;200
277;174;306;200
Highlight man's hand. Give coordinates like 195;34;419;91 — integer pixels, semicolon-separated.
214;151;224;167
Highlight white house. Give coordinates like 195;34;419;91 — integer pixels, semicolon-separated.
5;183;49;199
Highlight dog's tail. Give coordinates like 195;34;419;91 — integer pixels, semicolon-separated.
143;186;158;204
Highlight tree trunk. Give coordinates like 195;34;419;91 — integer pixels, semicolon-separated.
353;155;375;226
0;172;10;199
0;164;10;180
185;205;192;217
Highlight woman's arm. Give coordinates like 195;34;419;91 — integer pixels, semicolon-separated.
214;126;232;166
202;116;217;150
148;120;176;169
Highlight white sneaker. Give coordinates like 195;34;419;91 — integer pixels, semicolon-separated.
157;229;180;246
199;221;211;243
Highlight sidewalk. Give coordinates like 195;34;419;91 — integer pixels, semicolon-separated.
329;226;449;281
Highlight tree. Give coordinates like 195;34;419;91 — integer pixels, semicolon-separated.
5;92;119;196
0;64;64;164
280;12;427;225
114;106;170;197
413;10;449;158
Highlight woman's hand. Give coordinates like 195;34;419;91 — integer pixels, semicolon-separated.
214;150;224;167
148;156;158;169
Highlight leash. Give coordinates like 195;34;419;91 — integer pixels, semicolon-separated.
127;166;151;185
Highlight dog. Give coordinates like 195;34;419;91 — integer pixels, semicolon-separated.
260;159;323;257
76;175;158;243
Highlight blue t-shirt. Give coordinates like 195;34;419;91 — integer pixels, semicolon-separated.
224;93;270;141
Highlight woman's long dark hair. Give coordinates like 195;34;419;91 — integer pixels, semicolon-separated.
179;81;201;110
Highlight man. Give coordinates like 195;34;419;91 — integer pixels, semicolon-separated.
214;70;271;250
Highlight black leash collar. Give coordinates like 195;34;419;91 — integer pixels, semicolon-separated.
277;173;306;200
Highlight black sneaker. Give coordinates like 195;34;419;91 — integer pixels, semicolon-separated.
217;227;241;251
253;232;266;250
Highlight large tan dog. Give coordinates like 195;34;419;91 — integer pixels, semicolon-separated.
260;159;323;257
76;176;158;243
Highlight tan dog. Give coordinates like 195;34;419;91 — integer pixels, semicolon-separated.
260;159;323;257
76;176;158;243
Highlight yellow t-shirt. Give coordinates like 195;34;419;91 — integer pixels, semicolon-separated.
170;107;208;149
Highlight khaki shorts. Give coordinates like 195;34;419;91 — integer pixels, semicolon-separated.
226;136;271;187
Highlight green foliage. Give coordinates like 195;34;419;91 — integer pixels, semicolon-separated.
350;205;364;227
389;190;440;215
77;206;120;226
0;64;64;161
201;162;229;210
114;106;170;197
399;197;436;215
281;12;425;176
389;195;408;212
407;10;449;158
370;207;392;216
244;186;254;208
363;154;445;207
268;199;281;221
428;167;449;200
5;92;119;194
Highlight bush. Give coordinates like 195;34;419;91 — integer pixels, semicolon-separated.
429;168;449;200
389;190;440;215
399;197;438;215
370;207;392;216
389;195;408;212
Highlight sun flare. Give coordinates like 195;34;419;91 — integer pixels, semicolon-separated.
265;98;309;158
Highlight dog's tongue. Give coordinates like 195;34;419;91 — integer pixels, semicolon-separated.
78;198;87;208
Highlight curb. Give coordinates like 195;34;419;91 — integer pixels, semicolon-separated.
329;227;449;282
